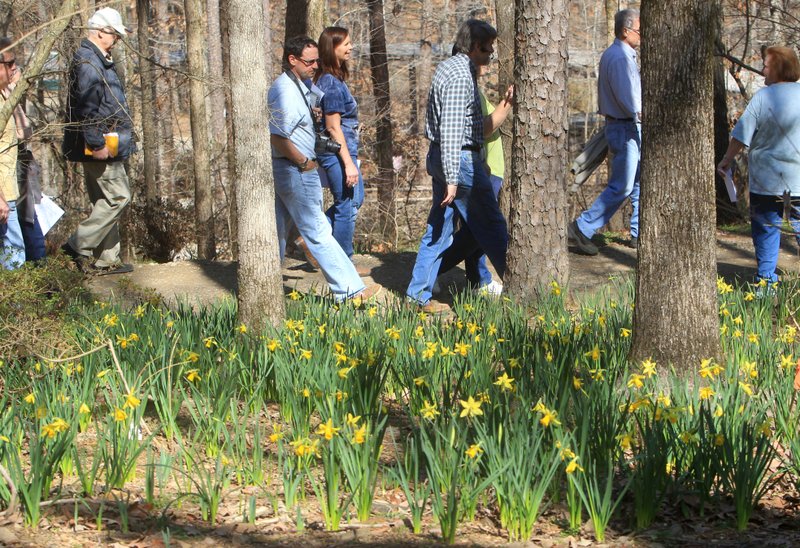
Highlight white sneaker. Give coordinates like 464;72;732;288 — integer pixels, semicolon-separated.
476;280;503;297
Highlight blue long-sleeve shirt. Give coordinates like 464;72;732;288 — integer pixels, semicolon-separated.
425;53;483;186
598;39;641;121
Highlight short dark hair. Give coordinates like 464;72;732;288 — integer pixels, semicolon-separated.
452;19;497;55
316;26;349;82
282;35;317;68
765;46;800;82
0;36;12;56
614;9;639;39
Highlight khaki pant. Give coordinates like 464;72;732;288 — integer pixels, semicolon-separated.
68;162;131;267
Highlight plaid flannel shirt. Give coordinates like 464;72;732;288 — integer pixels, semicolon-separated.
425;53;483;186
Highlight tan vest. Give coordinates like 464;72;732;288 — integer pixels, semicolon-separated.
0;94;17;202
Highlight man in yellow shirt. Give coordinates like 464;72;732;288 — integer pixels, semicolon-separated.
0;37;23;269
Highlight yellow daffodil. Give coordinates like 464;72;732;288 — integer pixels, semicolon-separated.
299;348;313;360
421;400;440;420
573;376;583;390
699;386;715;400
584;345;601;361
617;432;633;451
465;443;483;459
337;366;353;379
124;393;141;409
114;408;128;422
351;424;367;445
550;280;561;296
566;456;583;474
620;327;631;338
385;326;401;340
346;413;361;428
288;290;302;301
266;339;280;352
641;358;657;377
714;404;724;417
494;372;515;392
627;373;645;390
269;425;283;443
186;369;201;382
459;396;483;419
237;323;247;334
24;393;35;404
316;418;340;440
79;403;91;415
414;376;426;387
454;342;471;357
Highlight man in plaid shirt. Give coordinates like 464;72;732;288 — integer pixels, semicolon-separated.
406;19;508;309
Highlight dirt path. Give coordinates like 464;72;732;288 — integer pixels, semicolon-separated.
88;230;799;307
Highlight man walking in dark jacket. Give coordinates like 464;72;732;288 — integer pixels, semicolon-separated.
62;7;134;275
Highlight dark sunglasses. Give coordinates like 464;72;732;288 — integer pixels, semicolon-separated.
296;57;319;67
0;58;16;67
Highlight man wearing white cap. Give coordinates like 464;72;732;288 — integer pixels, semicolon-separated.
61;7;135;275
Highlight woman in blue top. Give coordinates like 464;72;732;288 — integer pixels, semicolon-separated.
718;46;800;287
315;27;363;258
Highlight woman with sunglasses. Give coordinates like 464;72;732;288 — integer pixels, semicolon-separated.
314;27;364;260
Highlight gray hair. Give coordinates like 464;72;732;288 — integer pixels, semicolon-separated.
614;9;640;39
452;19;497;55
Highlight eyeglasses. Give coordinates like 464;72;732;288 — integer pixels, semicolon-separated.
0;58;16;67
100;28;121;41
297;58;319;67
626;27;641;37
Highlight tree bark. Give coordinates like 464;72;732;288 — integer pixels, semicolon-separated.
605;0;617;42
367;0;396;245
284;0;325;42
415;0;433;188
184;0;216;259
504;0;570;301
206;0;226;150
219;0;238;258
494;0;514;218
631;0;720;368
137;0;159;207
227;0;284;328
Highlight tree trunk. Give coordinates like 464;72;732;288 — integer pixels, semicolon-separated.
494;0;514;219
631;0;720;368
367;0;396;246
227;0;284;328
184;0;216;259
284;0;325;42
504;0;570;301
206;0;226;151
137;0;159;207
220;0;238;258
605;0;617;42
415;0;433;188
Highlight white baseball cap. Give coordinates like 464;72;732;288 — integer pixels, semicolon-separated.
88;7;131;36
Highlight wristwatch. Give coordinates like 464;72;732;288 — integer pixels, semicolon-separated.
298;157;310;170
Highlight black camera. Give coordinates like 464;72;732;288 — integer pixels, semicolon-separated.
315;130;341;155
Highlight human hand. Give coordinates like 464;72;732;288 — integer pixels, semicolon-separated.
344;161;359;187
311;107;323;123
0;197;8;223
92;146;111;160
716;157;734;178
440;184;457;207
503;85;514;106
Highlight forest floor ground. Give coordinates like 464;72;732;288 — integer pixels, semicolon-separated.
5;229;800;547
89;228;799;309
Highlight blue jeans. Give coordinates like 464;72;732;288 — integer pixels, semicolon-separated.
463;175;503;287
406;144;508;305
0;200;25;269
576;120;641;238
20;211;45;261
273;158;365;300
319;152;364;257
749;192;800;283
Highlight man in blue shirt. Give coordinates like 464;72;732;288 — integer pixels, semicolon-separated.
569;8;642;255
406;19;508;310
268;36;373;302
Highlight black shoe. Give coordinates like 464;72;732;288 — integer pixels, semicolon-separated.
568;220;598;255
94;263;134;276
60;242;80;260
626;237;638;249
